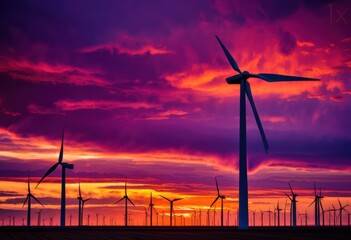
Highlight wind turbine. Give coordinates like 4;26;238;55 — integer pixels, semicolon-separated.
81;196;91;226
259;209;264;226
77;183;82;226
23;176;44;226
216;36;319;229
148;192;157;226
36;130;74;227
284;198;288;226
265;208;273;226
112;181;135;227
275;201;282;227
209;177;226;227
160;195;182;226
285;183;298;227
309;183;323;227
337;198;349;226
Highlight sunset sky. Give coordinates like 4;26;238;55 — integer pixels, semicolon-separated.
0;0;350;226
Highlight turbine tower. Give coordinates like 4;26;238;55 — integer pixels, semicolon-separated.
81;197;91;226
112;181;135;227
23;176;44;226
36;130;74;227
215;36;319;229
285;183;298;227
209;177;225;227
160;195;182;226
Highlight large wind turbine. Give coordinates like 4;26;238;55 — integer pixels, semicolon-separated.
216;36;319;229
209;177;225;227
160;195;182;226
285;183;298;227
23;177;44;226
36;130;74;227
112;181;135;227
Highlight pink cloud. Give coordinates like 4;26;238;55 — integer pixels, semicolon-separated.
0;59;111;87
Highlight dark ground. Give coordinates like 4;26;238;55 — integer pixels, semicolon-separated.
1;226;351;240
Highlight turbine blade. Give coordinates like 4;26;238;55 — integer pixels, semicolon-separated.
215;35;241;73
250;73;319;82
245;82;269;152
113;197;124;205
125;181;127;196
35;162;59;188
314;182;316;196
28;176;30;194
127;196;135;207
78;182;82;198
288;183;294;195
338;198;342;208
320;201;324;212
58;129;64;163
210;196;220;208
83;198;92;203
160;195;171;202
284;192;292;201
31;194;44;207
215;177;220;196
308;199;316;207
23;195;29;207
173;198;183;202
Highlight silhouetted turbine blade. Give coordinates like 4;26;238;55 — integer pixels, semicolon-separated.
210;196;220;208
215;177;220;196
308;199;316;207
36;162;59;188
320;201;324;212
173;198;183;202
83;198;92;203
27;176;30;193
284;192;292;201
160;195;171;202
31;194;44;207
250;73;319;82
245;82;269;152
58;129;64;163
78;182;82;198
23;195;29;207
288;183;294;195
113;197;124;205
127;196;135;206
215;35;241;73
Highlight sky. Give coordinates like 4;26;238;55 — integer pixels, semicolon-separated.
0;0;350;226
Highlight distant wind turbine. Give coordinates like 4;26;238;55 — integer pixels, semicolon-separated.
36;130;74;227
285;183;298;227
112;181;135;227
337;198;349;226
309;183;323;227
23;176;44;226
148;192;157;226
160;195;182;226
275;201;282;227
265;208;273;226
209;177;226;227
259;209;264;226
216;36;319;229
78;183;92;226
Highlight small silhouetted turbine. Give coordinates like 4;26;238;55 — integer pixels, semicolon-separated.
112;181;135;227
160;195;182;227
209;177;225;227
23;176;44;226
